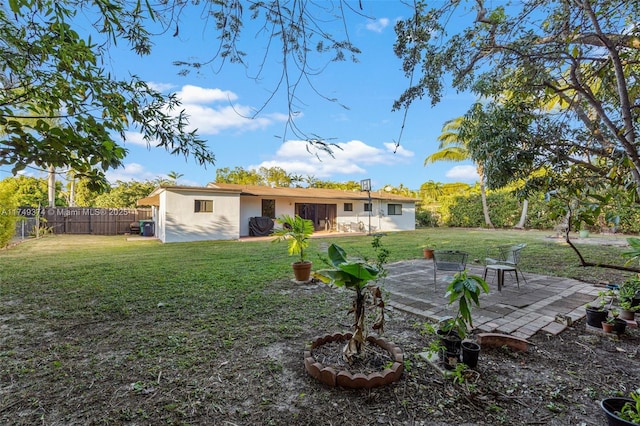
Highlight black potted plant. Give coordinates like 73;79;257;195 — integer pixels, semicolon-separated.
272;214;314;282
600;389;640;426
585;290;612;328
437;270;489;369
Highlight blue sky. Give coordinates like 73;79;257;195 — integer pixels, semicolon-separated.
16;1;481;191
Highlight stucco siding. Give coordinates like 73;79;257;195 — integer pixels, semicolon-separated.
163;190;241;243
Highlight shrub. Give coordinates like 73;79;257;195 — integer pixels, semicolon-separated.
0;185;18;247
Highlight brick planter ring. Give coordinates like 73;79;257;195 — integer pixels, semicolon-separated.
304;332;404;389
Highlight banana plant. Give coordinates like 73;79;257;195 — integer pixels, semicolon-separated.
313;238;388;363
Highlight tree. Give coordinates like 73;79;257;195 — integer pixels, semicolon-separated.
394;0;640;200
167;171;184;185
1;1;215;190
0;176;63;207
93;181;157;208
426;117;494;228
0;182;18;247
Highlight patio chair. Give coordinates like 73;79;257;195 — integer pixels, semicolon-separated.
483;243;528;290
432;250;468;289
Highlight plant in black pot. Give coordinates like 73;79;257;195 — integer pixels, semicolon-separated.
272;214;314;282
600;389;640;426
585;290;613;329
437;270;489;369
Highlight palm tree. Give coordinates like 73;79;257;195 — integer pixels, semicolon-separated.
167;171;184;184
425;117;494;228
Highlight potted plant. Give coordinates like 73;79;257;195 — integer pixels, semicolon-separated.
585;290;612;328
306;236;403;388
438;270;489;369
421;238;436;259
600;389;640;426
272;214;314;282
602;315;615;333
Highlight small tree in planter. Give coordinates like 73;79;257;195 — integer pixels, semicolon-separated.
272;214;314;281
313;236;389;362
305;236;402;389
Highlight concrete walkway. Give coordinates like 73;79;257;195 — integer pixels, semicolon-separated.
383;258;603;339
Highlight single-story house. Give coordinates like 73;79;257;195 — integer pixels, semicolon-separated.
137;182;419;243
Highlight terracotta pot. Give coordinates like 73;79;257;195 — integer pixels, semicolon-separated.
602;321;614;333
304;332;404;389
292;261;312;282
423;248;434;259
620;309;635;321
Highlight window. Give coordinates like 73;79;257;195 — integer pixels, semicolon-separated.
388;204;402;215
194;199;213;213
262;199;275;218
344;203;353;212
364;203;372;212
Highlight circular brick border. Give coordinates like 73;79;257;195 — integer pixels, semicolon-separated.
304;332;404;388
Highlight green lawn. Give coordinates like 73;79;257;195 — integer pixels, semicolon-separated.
0;230;636;424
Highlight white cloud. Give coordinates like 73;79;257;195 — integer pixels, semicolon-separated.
148;82;175;92
383;142;414;157
105;163;159;184
146;84;287;136
249;139;413;179
445;165;479;182
366;18;390;33
123;132;148;147
176;85;238;103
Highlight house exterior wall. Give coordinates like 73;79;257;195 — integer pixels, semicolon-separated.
238;196;415;236
162;190;241;243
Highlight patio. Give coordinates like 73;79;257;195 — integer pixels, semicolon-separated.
383;258;604;339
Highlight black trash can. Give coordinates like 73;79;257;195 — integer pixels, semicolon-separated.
141;220;155;237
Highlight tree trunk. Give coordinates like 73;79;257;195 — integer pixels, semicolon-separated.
479;172;494;228
514;199;529;229
47;165;55;207
68;177;75;207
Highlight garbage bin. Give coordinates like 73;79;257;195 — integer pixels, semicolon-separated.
141;220;155;237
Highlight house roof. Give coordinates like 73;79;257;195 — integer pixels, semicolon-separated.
207;182;419;202
137;183;419;206
136;185;243;206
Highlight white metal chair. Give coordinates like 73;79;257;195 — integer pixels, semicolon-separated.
433;250;468;289
483;243;528;289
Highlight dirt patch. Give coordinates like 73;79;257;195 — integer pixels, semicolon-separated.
1;280;638;425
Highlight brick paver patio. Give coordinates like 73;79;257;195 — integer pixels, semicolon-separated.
383;258;603;339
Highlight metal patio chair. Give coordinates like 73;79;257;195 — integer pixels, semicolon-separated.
432;250;468;289
483;243;528;290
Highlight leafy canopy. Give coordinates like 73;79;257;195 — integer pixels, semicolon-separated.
1;0;215;190
394;0;640;199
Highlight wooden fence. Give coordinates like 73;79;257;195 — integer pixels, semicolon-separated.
15;207;153;237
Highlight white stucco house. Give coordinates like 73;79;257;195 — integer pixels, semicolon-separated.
137;182;418;243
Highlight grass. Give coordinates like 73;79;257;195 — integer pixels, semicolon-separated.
0;229;637;424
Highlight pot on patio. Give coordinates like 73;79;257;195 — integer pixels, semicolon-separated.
613;318;627;335
423;248;434;259
586;307;609;328
602;321;614;333
620;309;635;321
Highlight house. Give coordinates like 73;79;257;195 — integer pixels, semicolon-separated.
137;183;418;243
